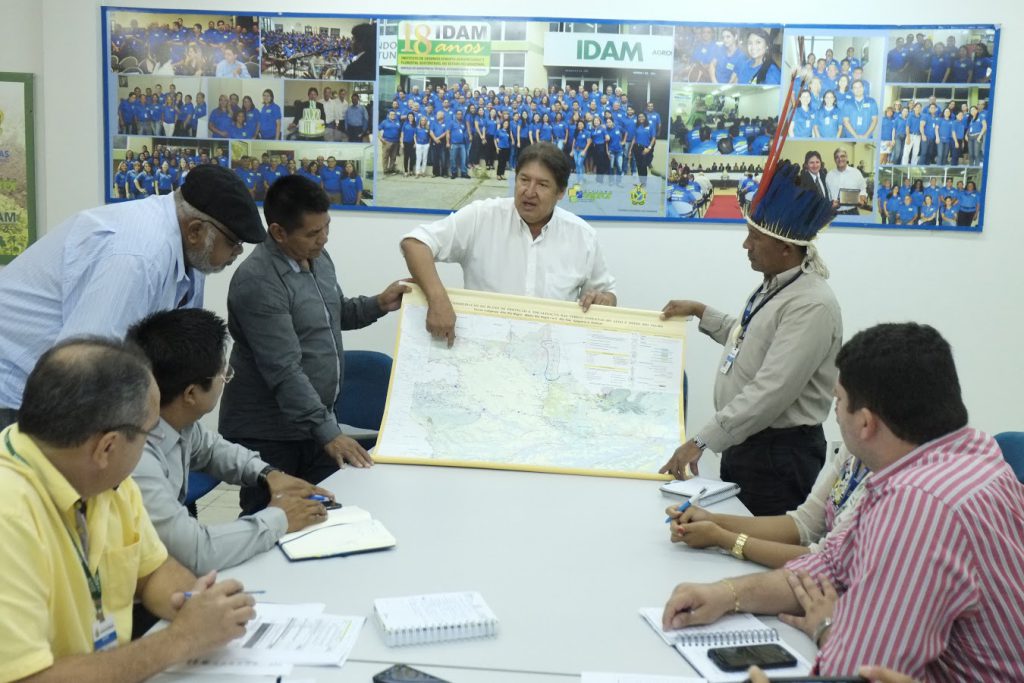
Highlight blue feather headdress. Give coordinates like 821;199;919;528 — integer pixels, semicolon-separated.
743;159;835;245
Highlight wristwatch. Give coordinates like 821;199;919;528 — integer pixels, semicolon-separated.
256;465;279;490
692;435;707;451
813;617;833;647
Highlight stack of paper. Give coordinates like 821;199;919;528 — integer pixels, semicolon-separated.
171;602;364;676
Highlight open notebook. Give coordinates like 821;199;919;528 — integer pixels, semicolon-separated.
639;608;811;682
659;477;740;507
277;506;396;561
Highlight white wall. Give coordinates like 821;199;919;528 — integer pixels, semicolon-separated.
22;1;1024;466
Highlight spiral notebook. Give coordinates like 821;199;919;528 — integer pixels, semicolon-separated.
374;591;499;647
639;608;810;682
659;477;740;506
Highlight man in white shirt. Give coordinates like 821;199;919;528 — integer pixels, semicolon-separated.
401;142;617;346
824;148;867;216
322;87;346;142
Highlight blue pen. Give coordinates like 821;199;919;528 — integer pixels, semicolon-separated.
664;486;708;523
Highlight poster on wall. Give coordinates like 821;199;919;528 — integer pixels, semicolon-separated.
101;8;999;232
0;72;36;264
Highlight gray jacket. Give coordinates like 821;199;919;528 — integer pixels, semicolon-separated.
219;238;383;443
133;419;285;575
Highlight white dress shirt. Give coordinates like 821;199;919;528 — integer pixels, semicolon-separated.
403;197;616;300
825;166;868;204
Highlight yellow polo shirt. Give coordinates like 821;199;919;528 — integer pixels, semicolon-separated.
0;425;168;681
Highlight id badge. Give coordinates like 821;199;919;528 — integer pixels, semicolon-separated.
720;345;739;375
92;615;118;651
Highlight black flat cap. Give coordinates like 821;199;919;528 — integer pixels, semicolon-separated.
180;165;266;243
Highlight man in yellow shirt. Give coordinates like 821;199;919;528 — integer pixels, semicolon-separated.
0;338;256;683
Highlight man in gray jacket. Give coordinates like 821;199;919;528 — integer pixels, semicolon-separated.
128;308;332;574
219;175;407;513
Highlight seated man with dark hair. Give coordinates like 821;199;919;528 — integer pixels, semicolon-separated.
401;141;617;347
128;308;332;575
0;338;254;682
662;322;1024;680
220;175;407;513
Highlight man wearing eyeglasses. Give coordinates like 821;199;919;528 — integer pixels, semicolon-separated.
127;308;332;576
0;338;256;683
0;164;267;430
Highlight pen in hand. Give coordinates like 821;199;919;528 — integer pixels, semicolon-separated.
182;590;266;599
665;486;708;523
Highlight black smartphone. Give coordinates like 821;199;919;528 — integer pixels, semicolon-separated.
373;663;451;683
708;643;798;671
324;501;343;510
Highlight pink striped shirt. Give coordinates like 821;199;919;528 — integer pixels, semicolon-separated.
787;427;1024;681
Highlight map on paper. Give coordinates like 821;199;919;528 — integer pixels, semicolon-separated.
375;287;686;478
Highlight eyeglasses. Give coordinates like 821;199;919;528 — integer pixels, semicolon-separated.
201;219;243;248
102;422;157;439
211;365;235;384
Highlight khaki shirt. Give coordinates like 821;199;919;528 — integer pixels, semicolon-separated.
696;264;842;452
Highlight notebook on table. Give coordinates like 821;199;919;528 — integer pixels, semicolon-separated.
277;505;396;561
639;608;811;682
374;591;499;647
659;476;741;506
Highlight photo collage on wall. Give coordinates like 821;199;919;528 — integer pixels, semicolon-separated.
101;9;999;231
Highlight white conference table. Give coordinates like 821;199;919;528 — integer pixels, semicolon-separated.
155;463;816;682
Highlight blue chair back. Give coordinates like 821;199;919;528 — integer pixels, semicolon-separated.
185;471;221;517
334;351;393;445
994;432;1024;483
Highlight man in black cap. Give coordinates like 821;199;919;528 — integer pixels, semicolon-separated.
0;164;265;429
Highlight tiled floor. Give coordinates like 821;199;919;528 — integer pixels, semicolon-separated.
196;482;242;524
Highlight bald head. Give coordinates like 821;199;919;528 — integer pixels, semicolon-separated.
19;338;153;448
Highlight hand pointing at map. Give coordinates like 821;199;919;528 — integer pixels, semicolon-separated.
425;294;457;347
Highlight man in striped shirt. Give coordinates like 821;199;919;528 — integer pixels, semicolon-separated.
663;323;1024;681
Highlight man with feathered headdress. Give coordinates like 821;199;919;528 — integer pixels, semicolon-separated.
659;158;842;517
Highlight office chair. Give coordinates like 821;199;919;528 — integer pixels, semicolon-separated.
334;350;393;450
994;431;1024;483
185;471;221;518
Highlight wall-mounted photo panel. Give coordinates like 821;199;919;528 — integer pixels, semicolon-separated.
876;165;982;230
674;25;783;85
778;139;877;224
884;28;995;84
666;154;767;220
101;9;999;231
669;84;780;155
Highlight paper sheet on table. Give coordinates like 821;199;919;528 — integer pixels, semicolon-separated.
582;673;705;683
171;602;364;673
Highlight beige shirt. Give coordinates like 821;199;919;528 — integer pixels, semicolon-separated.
696;264;842;452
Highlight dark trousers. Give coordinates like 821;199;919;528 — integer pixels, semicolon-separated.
233;437;338;515
496;147;510;177
721;425;826;516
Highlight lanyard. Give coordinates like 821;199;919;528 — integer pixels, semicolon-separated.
737;271;803;345
3;431;105;620
834;458;868;510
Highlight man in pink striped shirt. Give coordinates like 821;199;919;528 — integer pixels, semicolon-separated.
663;323;1024;681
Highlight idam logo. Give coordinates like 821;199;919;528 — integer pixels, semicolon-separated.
630;184;648;206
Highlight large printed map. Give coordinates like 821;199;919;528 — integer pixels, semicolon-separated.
375;287;686;478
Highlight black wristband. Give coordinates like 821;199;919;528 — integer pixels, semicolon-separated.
256;465;278;489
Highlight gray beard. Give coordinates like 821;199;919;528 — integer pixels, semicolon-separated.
186;228;224;274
